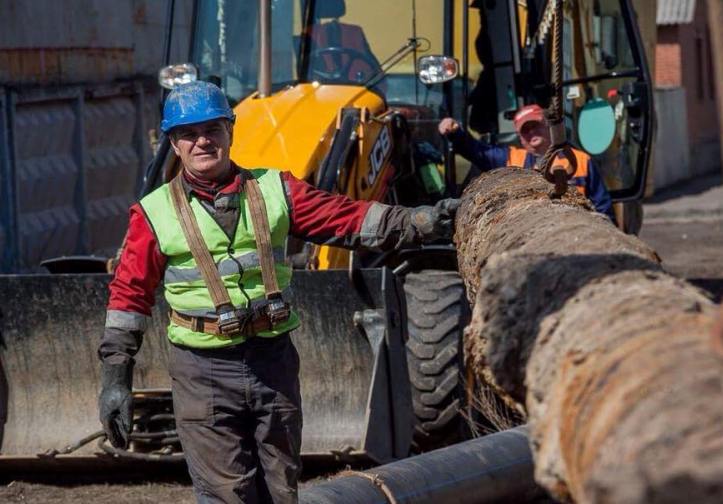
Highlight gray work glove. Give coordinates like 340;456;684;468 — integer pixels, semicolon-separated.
410;198;462;243
98;361;134;449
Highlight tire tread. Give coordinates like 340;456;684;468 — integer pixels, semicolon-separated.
404;270;470;452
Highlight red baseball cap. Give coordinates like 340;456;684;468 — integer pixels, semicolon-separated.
513;104;545;132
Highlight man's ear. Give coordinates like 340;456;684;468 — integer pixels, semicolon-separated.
227;121;234;145
169;134;181;156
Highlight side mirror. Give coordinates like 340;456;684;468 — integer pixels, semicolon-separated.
158;63;198;90
578;98;616;155
417;56;459;85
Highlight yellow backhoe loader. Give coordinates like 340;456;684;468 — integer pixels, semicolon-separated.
0;0;654;469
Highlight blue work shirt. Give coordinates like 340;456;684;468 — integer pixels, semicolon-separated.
449;129;615;221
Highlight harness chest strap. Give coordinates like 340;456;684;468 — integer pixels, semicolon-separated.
168;172;286;333
244;175;282;299
169;174;233;311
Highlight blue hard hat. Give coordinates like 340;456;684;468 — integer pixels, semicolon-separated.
160;81;235;133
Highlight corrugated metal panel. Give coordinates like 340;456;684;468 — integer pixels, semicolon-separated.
13;90;84;271
83;84;148;256
0;81;157;272
0;90;17;272
657;0;697;25
0;0;194;85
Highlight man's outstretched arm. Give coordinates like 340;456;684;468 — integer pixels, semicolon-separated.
281;172;459;251
439;118;508;171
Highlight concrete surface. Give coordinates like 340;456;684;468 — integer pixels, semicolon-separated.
644;172;723;222
640;172;723;300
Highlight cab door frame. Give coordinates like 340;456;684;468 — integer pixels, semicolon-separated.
543;0;654;201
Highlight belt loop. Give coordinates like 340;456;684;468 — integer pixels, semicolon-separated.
192;316;203;333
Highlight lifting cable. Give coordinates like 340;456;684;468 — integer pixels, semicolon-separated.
538;0;577;197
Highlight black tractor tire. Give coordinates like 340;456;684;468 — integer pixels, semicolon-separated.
403;269;470;452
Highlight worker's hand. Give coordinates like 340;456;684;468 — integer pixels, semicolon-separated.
411;198;462;243
98;362;134;449
438;118;461;136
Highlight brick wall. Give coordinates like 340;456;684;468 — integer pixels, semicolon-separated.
656;26;681;86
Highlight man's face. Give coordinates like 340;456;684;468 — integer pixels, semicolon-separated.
518;120;550;156
170;119;233;180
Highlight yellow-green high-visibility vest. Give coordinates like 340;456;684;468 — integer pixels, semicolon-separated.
140;168;299;348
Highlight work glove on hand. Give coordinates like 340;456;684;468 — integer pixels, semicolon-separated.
410;198;462;243
98;361;134;449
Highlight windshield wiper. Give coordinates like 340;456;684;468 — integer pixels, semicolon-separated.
364;38;422;89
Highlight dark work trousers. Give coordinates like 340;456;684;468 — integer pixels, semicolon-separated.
168;333;303;504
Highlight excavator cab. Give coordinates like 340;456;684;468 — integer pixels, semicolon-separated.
305;0;384;86
157;0;654;222
465;0;654;229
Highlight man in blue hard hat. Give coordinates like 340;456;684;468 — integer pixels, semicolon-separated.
98;80;459;503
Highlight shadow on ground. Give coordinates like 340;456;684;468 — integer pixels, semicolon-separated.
644;172;722;204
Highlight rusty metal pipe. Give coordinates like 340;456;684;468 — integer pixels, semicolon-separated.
258;0;272;98
299;426;542;504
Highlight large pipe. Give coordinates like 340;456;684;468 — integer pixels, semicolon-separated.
258;0;272;98
299;426;542;504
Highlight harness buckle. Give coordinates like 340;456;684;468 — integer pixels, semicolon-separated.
217;306;242;336
265;294;291;326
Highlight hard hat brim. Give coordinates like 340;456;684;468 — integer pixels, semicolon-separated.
161;111;236;134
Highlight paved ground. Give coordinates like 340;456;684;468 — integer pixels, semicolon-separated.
0;481;195;504
3;172;721;503
639;172;723;301
643;173;723;223
0;460;346;503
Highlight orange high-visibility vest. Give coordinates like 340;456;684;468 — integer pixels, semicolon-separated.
507;146;589;196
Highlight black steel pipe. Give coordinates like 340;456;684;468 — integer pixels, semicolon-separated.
299;426;542;504
160;0;177;107
258;0;272;97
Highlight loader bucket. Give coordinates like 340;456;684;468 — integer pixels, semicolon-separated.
0;274;173;466
0;268;412;467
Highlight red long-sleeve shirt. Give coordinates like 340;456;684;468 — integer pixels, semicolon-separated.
101;166;453;364
108;170;393;317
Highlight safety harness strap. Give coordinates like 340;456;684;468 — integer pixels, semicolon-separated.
169;174;234;312
170;309;272;337
244;176;283;299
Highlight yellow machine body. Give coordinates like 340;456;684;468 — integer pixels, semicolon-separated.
230;83;398;269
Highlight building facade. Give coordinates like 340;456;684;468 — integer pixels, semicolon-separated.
655;0;721;187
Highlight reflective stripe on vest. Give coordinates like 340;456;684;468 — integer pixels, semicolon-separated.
506;146;590;196
140;168;299;348
164;248;286;284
